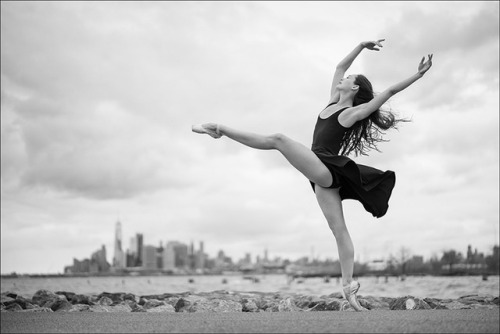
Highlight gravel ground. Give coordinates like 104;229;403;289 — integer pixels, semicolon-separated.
1;309;499;333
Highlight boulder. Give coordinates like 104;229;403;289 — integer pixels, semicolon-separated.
441;300;471;310
5;303;23;311
50;299;74;312
241;298;259;312
97;292;126;304
175;296;208;312
309;299;342;311
358;296;391;310
71;294;93;305
423;298;448;310
390;296;431;310
106;304;133;313
20;307;53;313
143;299;165;309
278;297;302;312
1;295;15;304
32;290;61;307
68;304;91;312
146;304;176;313
55;291;75;301
131;304;146;312
97;296;114;306
188;299;242;313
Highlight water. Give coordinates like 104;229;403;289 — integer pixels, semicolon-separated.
1;274;498;300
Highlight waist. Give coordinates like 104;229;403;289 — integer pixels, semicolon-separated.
311;145;340;156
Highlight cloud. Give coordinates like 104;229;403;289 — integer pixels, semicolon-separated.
1;1;498;273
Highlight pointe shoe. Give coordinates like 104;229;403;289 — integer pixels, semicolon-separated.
192;123;221;139
342;281;368;312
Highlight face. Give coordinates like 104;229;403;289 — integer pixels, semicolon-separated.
337;75;359;91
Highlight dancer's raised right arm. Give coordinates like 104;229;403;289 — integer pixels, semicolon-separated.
329;39;385;104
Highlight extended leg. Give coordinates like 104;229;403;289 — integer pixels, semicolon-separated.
197;123;334;187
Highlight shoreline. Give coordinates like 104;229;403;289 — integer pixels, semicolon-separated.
2;289;499;333
2;289;498;313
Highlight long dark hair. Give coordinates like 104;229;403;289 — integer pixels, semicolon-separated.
339;74;408;156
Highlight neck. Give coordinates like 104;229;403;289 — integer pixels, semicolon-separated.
337;92;355;108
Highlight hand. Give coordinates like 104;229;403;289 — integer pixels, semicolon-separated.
361;39;385;51
418;54;433;75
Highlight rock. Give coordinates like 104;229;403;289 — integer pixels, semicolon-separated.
51;300;74;312
423;298;448;310
55;291;76;301
390;296;431;310
32;290;61;307
143;299;165;309
199;290;243;303
309;299;343;311
358;296;391;310
175;296;208;312
163;297;180;307
5;303;23;312
88;305;109;313
188;299;242;313
97;296;114;306
277;297;302;312
97;292;126;305
241;298;259;312
89;303;133;313
140;293;183;301
107;304;133;313
146;304;176;313
1;295;15;304
69;304;91;312
442;301;471;310
20;307;53;313
131;304;146;312
458;294;493;305
71;294;93;305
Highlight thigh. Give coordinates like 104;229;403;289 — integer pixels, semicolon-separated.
315;186;346;231
274;135;333;187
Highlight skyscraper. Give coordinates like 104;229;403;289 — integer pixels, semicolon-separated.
142;245;157;270
113;220;125;268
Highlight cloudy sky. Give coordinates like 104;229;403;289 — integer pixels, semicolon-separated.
1;1;498;274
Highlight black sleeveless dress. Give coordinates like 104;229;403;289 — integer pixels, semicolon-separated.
310;103;395;218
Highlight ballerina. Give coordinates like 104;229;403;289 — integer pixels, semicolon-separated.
193;39;433;311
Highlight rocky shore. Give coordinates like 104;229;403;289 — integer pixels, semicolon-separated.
1;289;498;313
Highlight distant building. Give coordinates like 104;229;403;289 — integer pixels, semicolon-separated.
64;245;110;274
163;241;189;271
113;221;125;268
126;233;143;267
90;245;110;273
195;241;206;270
142;245;157;269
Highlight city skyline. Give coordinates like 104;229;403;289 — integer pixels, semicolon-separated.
1;2;499;274
59;219;498;277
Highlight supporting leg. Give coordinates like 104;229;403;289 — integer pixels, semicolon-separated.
314;186;354;285
315;186;367;311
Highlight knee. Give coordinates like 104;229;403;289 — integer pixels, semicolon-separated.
267;133;288;148
327;219;348;237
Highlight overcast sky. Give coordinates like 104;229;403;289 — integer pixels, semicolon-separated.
1;1;499;274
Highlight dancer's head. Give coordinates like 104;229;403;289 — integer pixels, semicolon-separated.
353;74;374;106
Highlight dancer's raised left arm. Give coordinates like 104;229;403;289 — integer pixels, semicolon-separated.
344;54;433;125
329;39;385;105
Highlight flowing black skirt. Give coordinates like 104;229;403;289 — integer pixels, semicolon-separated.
310;151;395;218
